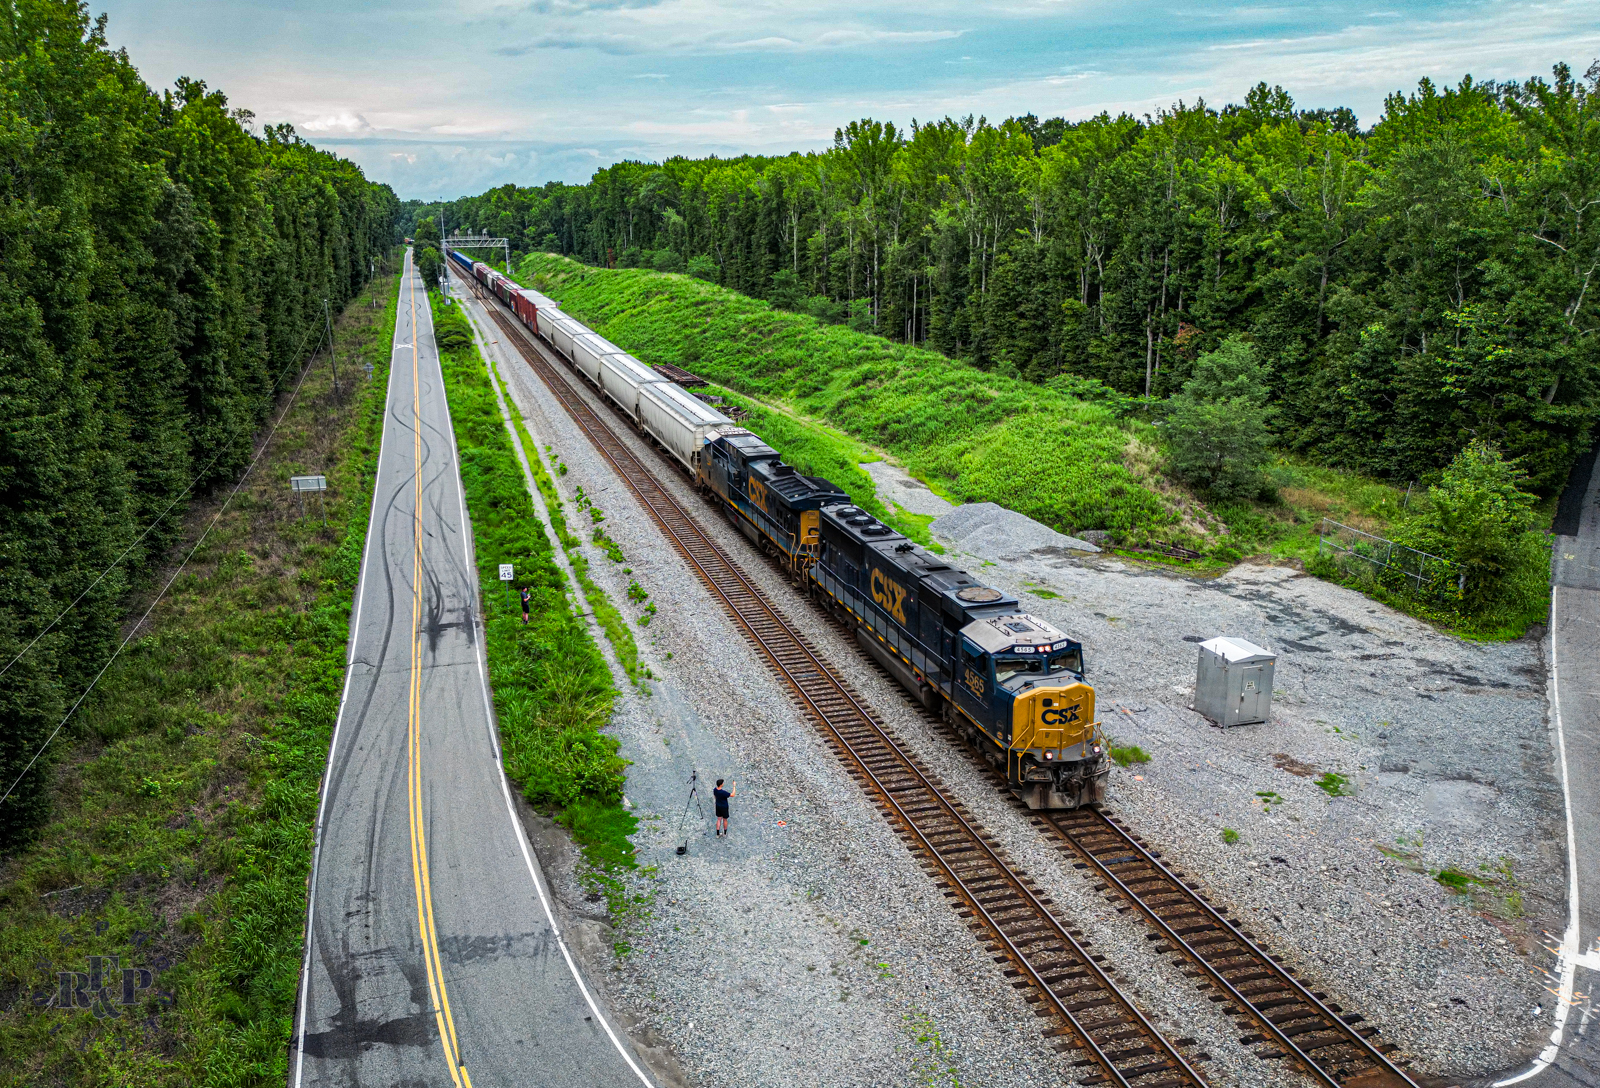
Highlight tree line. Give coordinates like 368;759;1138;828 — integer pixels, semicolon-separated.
0;0;398;843
405;63;1600;498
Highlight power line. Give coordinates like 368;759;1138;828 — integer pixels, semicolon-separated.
0;327;331;809
0;319;328;685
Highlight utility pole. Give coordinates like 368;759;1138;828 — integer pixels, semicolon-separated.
323;299;341;400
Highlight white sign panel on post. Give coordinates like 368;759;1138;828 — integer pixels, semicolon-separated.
498;564;515;581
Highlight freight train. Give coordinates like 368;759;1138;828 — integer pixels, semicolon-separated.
448;249;1109;809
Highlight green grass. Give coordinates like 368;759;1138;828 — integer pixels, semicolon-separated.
430;291;645;944
453;311;643;684
519;253;1179;544
1314;772;1353;797
1109;745;1150;767
0;268;401;1086
1220;827;1240;845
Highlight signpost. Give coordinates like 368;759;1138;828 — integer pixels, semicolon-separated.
499;564;516;614
290;475;328;523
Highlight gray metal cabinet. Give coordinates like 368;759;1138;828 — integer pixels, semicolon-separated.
1195;637;1275;727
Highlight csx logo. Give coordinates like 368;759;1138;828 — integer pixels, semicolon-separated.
1041;704;1082;726
748;478;770;514
870;568;908;624
963;667;986;697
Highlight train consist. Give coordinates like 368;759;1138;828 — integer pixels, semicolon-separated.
450;249;1109;809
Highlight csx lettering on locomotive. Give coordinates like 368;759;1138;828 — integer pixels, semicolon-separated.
870;568;908;624
1040;704;1081;726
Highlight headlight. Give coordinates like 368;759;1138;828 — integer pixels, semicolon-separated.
1092;745;1102;754
1044;751;1054;760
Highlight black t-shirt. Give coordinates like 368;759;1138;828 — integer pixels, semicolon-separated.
713;788;731;815
519;589;531;608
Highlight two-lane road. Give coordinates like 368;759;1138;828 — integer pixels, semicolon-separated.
292;250;651;1087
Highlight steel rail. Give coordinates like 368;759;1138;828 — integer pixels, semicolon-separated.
1046;809;1419;1088
462;278;1208;1088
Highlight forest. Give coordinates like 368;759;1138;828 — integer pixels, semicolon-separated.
0;0;398;842
405;63;1600;498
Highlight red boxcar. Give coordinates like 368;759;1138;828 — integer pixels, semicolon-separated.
511;289;538;334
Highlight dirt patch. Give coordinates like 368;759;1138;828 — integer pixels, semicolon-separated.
1272;753;1318;777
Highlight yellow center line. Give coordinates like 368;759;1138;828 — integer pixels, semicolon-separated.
405;260;472;1087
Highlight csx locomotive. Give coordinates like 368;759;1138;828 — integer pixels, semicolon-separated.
450;249;1109;809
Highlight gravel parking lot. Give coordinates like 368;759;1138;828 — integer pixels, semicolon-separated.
469;299;1563;1086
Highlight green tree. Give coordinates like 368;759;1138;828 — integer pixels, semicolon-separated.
1398;441;1548;617
418;245;443;290
1163;337;1275;497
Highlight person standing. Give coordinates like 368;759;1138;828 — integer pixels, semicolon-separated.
520;585;532;625
713;779;734;836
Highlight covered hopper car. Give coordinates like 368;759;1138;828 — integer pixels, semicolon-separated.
445;249;1109;808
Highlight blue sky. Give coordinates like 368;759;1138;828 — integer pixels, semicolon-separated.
100;1;1600;201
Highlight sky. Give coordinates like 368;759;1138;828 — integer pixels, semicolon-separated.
99;0;1600;201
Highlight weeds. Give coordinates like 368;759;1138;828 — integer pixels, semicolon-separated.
1221;828;1240;844
1314;772;1353;797
1109;745;1150;767
904;1010;963;1088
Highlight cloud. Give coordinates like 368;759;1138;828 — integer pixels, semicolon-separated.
95;0;1600;199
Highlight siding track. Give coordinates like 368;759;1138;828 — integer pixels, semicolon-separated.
1041;808;1420;1088
464;280;1209;1088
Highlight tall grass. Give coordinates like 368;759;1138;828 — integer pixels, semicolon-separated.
520;254;1177;542
430;293;644;938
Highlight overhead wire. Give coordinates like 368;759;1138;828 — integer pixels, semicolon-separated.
0;316;330;685
0;315;338;808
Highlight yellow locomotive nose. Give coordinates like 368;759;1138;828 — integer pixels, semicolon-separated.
1012;682;1098;755
1008;682;1107;810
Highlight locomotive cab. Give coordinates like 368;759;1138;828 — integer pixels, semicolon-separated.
956;613;1108;809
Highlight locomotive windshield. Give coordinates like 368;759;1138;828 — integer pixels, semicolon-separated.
995;647;1085;691
1048;647;1083;675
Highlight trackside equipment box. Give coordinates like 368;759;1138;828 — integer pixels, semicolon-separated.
1195;637;1275;727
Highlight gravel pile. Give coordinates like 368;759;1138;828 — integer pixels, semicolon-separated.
478;310;1560;1083
932;501;1102;558
860;460;955;518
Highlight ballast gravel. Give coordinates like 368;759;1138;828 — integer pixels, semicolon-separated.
479;328;1074;1088
468;296;1561;1085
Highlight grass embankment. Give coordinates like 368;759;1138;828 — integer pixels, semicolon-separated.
0;268;400;1085
518;253;1176;543
428;294;644;939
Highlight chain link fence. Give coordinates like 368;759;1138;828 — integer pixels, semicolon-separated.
1316;518;1460;600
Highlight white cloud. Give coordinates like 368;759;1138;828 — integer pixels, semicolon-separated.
96;0;1600;198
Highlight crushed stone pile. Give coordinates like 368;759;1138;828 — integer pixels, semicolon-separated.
931;501;1101;559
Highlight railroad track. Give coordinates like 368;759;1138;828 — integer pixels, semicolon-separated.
1041;807;1418;1088
462;280;1210;1088
884;693;1424;1088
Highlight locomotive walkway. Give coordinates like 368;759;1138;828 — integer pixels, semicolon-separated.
290;250;651;1087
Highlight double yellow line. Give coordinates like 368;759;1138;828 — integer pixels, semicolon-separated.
405;260;473;1088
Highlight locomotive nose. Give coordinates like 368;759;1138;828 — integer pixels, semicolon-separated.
1019;681;1097;753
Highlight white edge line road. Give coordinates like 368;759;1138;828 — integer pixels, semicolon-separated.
291;286;397;1088
431;275;657;1088
293;257;652;1087
1494;585;1584;1087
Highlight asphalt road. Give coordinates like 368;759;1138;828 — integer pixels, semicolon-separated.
1516;463;1600;1088
291;250;652;1088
